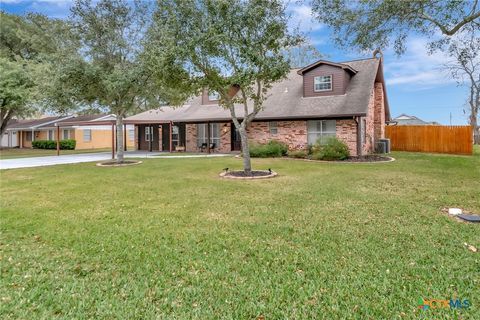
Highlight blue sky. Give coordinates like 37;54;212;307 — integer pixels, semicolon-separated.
1;0;471;125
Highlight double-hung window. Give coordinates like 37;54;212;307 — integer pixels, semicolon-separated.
314;75;332;92
197;123;220;147
269;121;278;135
83;129;92;142
47;130;54;141
128;129;135;141
307;120;336;145
63;129;70;140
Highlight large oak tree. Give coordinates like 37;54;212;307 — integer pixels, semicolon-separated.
145;0;302;174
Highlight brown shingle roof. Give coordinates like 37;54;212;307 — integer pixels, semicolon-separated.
126;57;387;123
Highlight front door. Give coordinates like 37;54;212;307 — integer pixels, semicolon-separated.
231;123;242;151
138;125;159;151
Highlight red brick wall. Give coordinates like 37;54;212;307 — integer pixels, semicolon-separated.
247;121;308;150
373;82;385;141
336;119;358;156
363;88;375;154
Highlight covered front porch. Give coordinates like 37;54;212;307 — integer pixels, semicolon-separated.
132;121;241;153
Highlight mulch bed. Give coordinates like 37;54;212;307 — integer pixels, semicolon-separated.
220;170;277;179
96;160;142;167
225;170;272;177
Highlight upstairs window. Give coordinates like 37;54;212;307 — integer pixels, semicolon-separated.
208;91;220;101
314;75;332;92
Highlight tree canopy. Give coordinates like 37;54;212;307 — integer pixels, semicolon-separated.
311;0;480;55
0;12;68;135
145;0;302;173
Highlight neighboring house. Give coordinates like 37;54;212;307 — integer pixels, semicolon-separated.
3;114;135;150
126;56;390;156
390;114;437;125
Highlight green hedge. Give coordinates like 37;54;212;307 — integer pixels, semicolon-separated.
249;140;289;158
312;137;350;160
32;139;76;150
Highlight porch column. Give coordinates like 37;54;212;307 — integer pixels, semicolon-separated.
207;122;211;154
31;129;35;148
20;131;23;148
123;123;127;151
169;121;173;152
56;125;60;156
111;123;115;159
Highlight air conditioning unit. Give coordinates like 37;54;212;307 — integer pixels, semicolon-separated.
379;138;391;153
375;141;387;154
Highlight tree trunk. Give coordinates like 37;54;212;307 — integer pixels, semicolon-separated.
116;115;124;163
472;114;479;145
0;110;12;137
238;125;252;175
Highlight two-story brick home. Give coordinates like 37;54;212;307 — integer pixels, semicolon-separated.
126;56;390;156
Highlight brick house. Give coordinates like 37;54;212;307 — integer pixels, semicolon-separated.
126;56;390;156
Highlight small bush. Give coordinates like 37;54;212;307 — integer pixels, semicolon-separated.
312;137;350;161
249;140;289;158
32;139;76;150
288;150;308;159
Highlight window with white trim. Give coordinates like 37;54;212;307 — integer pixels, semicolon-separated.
307;120;336;145
314;75;332;92
196;123;220;147
128;129;135;141
145;126;152;142
208;91;220;101
47;130;54;141
83;129;91;142
62;129;70;140
269;121;278;135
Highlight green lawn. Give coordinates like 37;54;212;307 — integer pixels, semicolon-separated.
1;149;479;319
0;147;113;159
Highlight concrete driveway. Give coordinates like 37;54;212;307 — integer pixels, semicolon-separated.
0;151;230;170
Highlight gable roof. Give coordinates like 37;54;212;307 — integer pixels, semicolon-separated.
392;114;431;125
6;114;114;130
6;116;73;130
296;60;357;75
126;57;389;123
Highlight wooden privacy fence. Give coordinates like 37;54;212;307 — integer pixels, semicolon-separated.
385;125;473;155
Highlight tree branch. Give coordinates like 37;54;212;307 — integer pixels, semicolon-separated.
419;11;480;36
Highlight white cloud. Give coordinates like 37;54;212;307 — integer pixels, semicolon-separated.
287;3;324;33
384;37;454;90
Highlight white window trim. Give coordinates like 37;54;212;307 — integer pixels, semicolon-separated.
83;129;92;142
196;123;220;147
313;75;333;92
307;120;336;145
269;121;278;135
62;129;70;140
145;126;152;142
47;130;54;141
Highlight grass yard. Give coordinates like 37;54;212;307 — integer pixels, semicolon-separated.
0;147;114;159
1;149;479;319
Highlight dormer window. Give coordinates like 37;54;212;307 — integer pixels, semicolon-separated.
208;91;220;101
314;75;332;92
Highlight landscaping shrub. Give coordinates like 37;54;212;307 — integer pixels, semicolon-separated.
32;139;76;150
249;140;289;158
288;150;308;159
312;137;350;161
